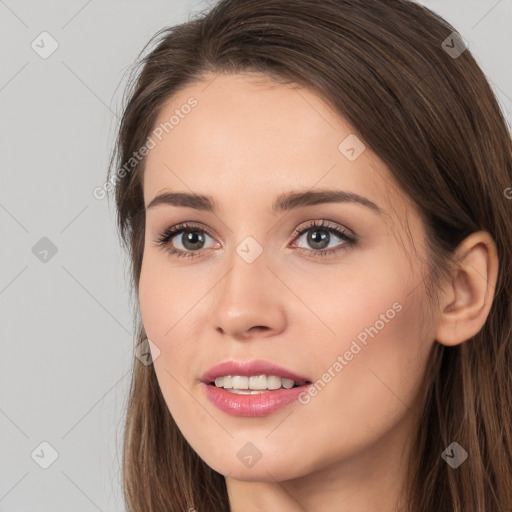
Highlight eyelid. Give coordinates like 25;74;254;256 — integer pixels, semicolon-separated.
154;222;216;243
290;219;355;241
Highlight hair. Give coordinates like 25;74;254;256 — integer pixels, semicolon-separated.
107;0;512;510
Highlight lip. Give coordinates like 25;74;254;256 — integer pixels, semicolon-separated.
200;359;312;417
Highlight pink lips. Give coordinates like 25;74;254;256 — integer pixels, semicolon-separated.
200;359;312;417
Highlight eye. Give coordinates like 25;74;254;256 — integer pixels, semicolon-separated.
290;220;356;257
153;222;218;259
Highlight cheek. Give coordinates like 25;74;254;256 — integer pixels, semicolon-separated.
294;285;432;461
138;249;200;348
138;252;210;405
269;253;433;467
138;262;206;441
139;261;167;349
314;254;431;413
139;254;187;380
325;293;429;412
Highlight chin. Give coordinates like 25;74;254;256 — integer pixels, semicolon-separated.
203;451;314;482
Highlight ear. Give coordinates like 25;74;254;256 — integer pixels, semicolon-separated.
435;230;499;347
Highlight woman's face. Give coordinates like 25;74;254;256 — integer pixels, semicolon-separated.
139;72;437;482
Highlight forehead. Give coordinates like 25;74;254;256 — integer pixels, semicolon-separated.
142;72;407;220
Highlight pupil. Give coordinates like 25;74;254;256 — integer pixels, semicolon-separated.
183;231;205;250
308;230;329;249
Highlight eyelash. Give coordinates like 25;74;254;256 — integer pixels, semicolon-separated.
153;220;357;260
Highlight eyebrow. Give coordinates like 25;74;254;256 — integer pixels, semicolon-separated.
146;189;383;215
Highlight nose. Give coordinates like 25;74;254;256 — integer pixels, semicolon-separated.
210;248;287;340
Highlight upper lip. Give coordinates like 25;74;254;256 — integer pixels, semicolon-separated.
200;359;311;384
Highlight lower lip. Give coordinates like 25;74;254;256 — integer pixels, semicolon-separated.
202;383;310;417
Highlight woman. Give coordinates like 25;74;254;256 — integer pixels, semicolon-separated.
107;0;512;510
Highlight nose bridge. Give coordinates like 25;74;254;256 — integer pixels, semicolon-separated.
211;241;285;337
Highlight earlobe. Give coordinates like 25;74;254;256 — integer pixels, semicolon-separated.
435;231;499;347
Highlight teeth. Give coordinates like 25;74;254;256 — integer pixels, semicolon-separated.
232;376;249;389
281;378;295;389
249;375;267;390
213;375;300;391
267;375;282;390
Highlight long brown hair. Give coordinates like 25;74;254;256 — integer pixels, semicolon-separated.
107;1;512;510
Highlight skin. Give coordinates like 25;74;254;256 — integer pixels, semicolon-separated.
138;72;499;512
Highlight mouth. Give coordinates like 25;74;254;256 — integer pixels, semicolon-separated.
200;359;312;416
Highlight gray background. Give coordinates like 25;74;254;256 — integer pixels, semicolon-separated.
1;1;511;510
